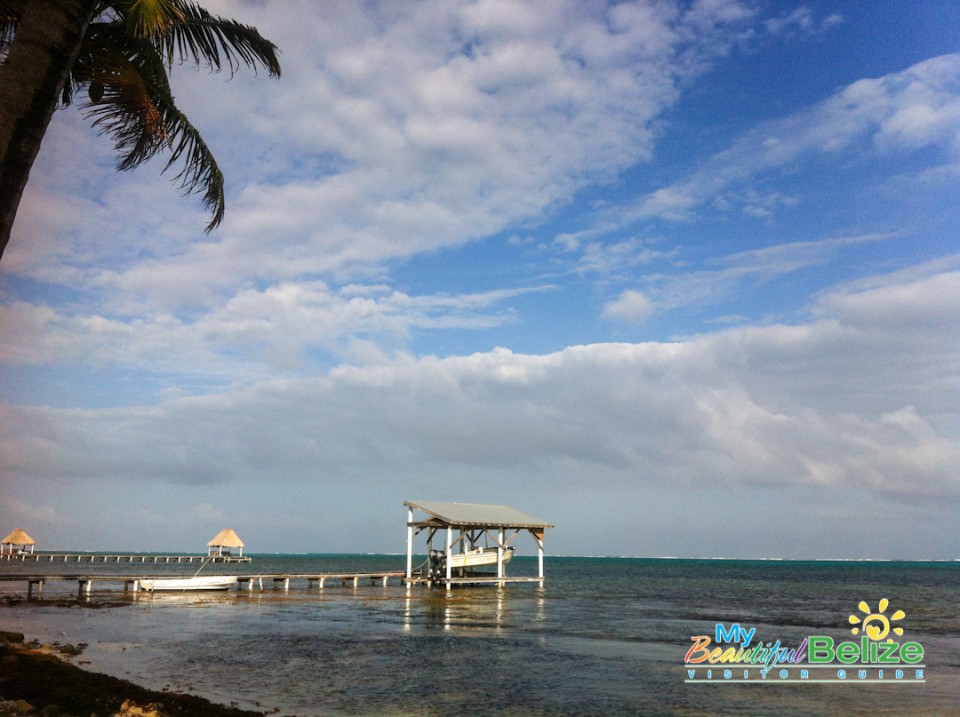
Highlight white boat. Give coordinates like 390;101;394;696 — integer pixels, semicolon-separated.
138;575;237;592
447;546;514;569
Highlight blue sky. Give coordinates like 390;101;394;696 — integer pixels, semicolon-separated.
1;0;958;559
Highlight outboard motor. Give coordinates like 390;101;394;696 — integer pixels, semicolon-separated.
428;550;446;579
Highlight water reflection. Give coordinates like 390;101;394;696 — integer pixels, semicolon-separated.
406;584;539;634
5;559;956;717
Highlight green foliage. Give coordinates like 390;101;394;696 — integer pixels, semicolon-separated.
1;0;280;232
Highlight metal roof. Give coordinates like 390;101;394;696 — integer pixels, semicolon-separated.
404;500;554;529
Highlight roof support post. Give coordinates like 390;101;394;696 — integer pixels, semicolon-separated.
405;506;414;580
532;529;545;584
497;527;505;580
445;526;453;590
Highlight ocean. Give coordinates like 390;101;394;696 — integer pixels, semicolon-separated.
1;555;958;716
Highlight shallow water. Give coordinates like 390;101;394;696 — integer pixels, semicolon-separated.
2;556;958;716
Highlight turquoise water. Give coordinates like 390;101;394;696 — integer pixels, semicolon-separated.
2;555;958;715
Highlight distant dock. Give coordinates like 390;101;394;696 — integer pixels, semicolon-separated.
0;552;251;564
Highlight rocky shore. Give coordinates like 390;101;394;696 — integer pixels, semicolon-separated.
0;631;265;717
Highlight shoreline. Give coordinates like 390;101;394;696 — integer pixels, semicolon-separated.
0;631;265;717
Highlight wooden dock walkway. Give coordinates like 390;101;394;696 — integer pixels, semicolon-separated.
235;572;406;591
0;571;544;597
0;571;405;598
0;553;250;564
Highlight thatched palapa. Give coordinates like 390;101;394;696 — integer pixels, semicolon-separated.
1;528;36;554
207;528;245;557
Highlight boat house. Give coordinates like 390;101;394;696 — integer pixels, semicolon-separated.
207;528;245;557
404;500;553;588
1;528;36;555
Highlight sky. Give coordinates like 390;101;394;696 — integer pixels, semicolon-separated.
0;0;958;560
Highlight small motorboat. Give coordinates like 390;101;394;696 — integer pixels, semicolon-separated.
428;546;515;577
138;575;237;592
449;546;514;568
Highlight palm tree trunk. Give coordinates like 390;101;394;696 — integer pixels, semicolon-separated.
0;0;97;263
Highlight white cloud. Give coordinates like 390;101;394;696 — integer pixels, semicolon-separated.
814;262;960;342
2;265;956;556
7;0;770;306
713;189;799;219
634;53;960;220
0;281;539;375
764;6;843;38
2;233;907;378
599;233;900;320
601;290;655;324
574;237;671;277
3;267;955;498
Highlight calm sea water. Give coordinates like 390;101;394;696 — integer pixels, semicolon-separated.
1;555;958;716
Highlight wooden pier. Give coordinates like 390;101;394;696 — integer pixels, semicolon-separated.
0;570;548;598
0;571;405;598
235;572;406;591
0;552;250;564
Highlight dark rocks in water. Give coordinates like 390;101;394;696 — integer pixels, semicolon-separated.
0;641;264;717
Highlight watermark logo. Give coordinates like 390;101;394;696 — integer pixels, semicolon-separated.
684;598;925;684
848;598;904;640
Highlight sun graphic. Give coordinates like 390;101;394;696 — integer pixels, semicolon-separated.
848;598;905;641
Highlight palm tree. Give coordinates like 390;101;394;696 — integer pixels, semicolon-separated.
0;0;281;262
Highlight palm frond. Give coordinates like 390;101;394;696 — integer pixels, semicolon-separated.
119;0;185;38
79;25;225;230
42;1;277;233
161;105;224;230
82;55;169;169
156;1;281;77
0;21;16;61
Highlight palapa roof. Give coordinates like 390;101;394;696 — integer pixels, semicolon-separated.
1;528;36;545
207;528;244;548
405;500;554;529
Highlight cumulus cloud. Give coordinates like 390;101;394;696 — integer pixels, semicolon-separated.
2;267;956;555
